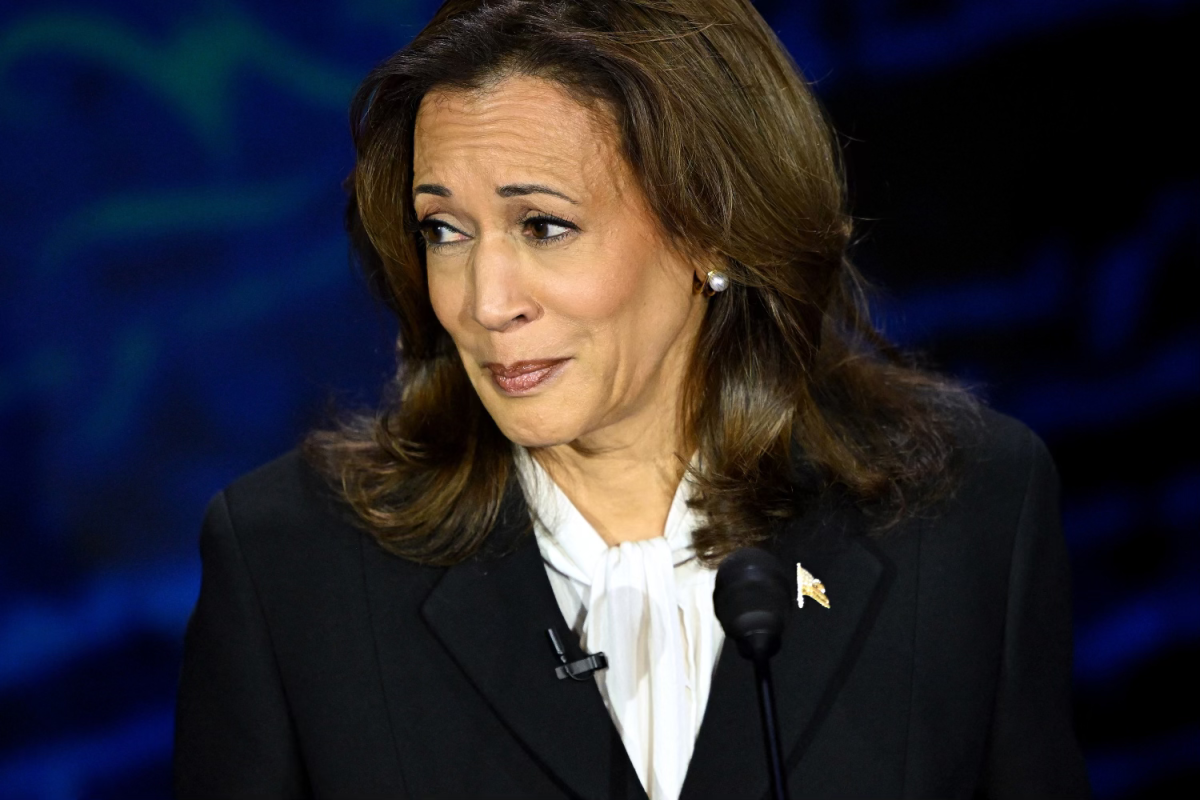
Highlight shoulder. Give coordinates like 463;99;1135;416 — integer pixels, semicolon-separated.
899;403;1063;603
221;447;337;522
879;404;1067;662
948;403;1059;523
219;448;349;538
887;410;1086;794
204;447;372;589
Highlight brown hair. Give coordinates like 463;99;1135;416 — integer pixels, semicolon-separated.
304;0;977;565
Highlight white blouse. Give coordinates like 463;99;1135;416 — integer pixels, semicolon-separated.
512;447;725;800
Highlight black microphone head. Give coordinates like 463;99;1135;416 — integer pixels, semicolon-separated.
713;547;792;663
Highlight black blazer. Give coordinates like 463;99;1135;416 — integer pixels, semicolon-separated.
173;408;1090;799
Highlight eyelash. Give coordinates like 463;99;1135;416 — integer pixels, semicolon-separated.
417;214;579;252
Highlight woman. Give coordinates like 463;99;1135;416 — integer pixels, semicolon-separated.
174;1;1090;798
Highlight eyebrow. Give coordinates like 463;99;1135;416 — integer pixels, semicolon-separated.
413;183;578;204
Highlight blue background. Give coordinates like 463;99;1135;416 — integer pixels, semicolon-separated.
1;1;1196;797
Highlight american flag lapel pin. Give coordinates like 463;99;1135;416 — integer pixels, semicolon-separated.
796;563;830;609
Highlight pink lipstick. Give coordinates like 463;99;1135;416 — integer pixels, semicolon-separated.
485;359;568;395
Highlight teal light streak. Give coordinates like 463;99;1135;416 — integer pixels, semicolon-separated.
43;176;322;266
84;322;158;449
0;9;360;151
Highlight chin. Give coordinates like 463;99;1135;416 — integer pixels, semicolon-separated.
470;370;597;449
484;404;586;451
493;418;579;450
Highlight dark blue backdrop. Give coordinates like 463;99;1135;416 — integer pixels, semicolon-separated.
2;1;1197;798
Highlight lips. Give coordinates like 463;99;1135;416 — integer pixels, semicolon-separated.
484;359;569;395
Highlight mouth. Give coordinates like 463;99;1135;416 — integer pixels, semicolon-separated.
484;358;570;395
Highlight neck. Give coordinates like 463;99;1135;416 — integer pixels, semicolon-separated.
532;410;691;547
531;291;704;545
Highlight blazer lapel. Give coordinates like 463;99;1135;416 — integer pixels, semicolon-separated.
419;485;647;800
681;496;893;800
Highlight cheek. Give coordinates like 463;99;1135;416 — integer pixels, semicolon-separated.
426;266;463;335
550;266;640;325
547;247;693;396
549;235;670;327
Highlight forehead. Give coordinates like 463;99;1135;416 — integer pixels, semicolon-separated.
412;75;625;199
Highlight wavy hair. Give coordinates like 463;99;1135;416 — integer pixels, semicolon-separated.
303;0;978;565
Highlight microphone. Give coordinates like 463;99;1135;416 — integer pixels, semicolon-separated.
714;547;792;800
546;628;608;681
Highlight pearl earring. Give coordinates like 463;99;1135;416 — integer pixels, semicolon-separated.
703;270;730;296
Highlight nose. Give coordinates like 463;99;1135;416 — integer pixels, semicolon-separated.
467;232;541;332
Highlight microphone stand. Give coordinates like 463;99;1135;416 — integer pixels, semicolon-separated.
713;547;794;800
753;656;788;800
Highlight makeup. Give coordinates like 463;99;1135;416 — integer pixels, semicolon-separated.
485;359;569;395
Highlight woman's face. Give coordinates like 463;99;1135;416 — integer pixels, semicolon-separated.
413;75;709;450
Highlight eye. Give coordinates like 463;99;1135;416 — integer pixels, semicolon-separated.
523;214;578;247
418;218;470;249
